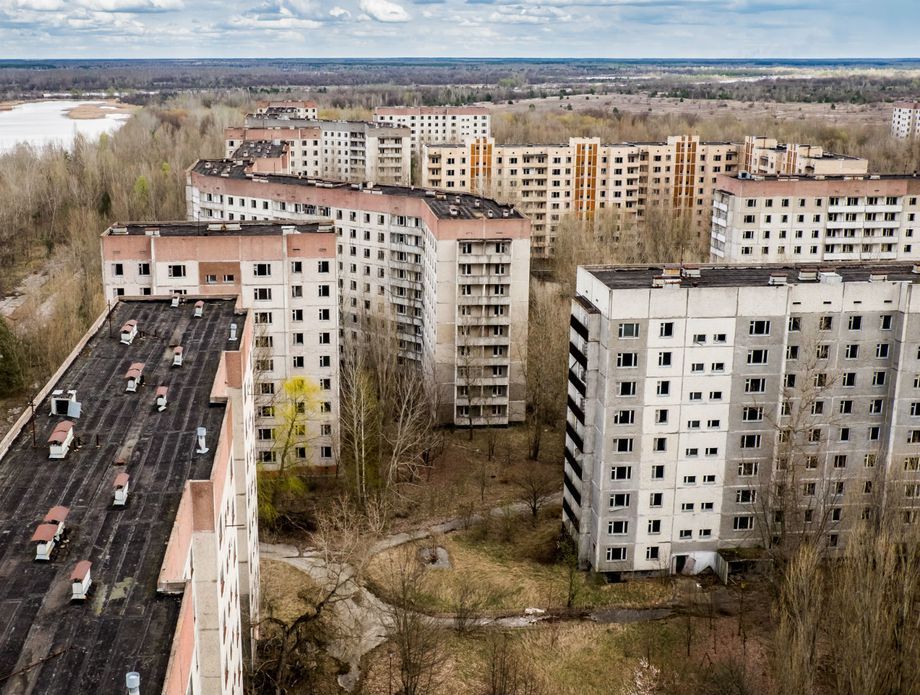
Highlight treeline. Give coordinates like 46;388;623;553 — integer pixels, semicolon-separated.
492;108;920;173
0;95;241;398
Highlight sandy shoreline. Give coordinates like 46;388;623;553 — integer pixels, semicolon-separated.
0;99;137;120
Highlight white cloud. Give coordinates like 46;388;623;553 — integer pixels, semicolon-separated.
329;5;350;17
2;0;182;11
358;0;409;21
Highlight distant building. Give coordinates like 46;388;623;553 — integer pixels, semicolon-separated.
891;102;920;139
374;106;491;154
423;135;740;257
711;174;920;263
254;99;318;120
741;135;868;177
0;298;258;694
184;161;531;427
225;106;411;185
565;263;920;576
102;221;339;469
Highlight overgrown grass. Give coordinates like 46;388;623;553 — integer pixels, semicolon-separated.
368;511;672;614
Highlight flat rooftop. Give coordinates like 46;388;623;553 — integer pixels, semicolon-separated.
0;298;243;694
426;139;735;149
102;220;333;237
584;262;920;290
725;173;920;183
192;159;524;221
232;140;287;160
242;115;408;131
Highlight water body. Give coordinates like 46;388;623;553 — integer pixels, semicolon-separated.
0;100;130;154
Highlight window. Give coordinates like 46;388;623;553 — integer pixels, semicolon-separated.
137;262;150;276
687;420;701;429
654;438;668;452
648;519;662;534
657;381;671;396
788;316;801;331
736;490;756;504
619;382;637;397
618;322;640;339
319;355;331;368
318;285;331;297
693;333;707;344
733;516;754;531
742;406;763;422
112;262;124;276
253;263;271;277
658;352;673;367
740;434;761;449
873;371;887;386
690;362;704;373
685;447;699;457
815;344;830;359
708;419;720;429
651;465;665;480
848;315;862;330
683;475;697;485
617;352;638;368
710;391;723;401
257;428;273;441
845;344;859;359
319;332;331;345
876;343;890;359
659;322;674;337
819;316;833;330
787;345;800;360
679;530;693;539
611;466;632;480
255;311;272;324
738;461;758;477
745;378;766;393
689;392;702;401
606;547;627;561
318;260;330;273
609;493;630;509
167;264;186;278
613;409;635;425
749;320;771;335
607;520;630;535
681;502;695;512
747;349;768;365
254;288;272;301
843;372;856;387
655;409;669;424
881;314;893;330
646;546;660;561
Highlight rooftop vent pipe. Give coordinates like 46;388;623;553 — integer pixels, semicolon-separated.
196;427;209;455
126;672;140;695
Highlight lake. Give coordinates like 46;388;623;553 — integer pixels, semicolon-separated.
0;100;131;154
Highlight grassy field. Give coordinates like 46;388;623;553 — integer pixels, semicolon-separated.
367;512;673;614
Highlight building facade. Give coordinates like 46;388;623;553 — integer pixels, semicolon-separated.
711;174;920;264
254;99;319;120
226;117;411;185
374;106;491;154
891;102;920;139
0;298;259;694
101;222;339;469
185;160;530;427
422;135;740;257
565;263;920;576
741;135;868;177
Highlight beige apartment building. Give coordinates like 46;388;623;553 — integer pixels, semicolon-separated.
422;135;740;257
374;106;491;154
226;114;411;185
102;221;339;470
254;99;318;120
0;297;260;694
185;161;531;427
422;135;869;258
891;102;920;139
566;263;920;576
711;174;920;264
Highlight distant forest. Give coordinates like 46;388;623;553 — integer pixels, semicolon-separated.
1;58;919;105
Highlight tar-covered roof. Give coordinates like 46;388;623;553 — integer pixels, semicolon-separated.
103;220;332;237
191;159;524;221
0;298;242;694
584;262;920;290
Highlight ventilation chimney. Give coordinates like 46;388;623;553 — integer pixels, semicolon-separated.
125;363;145;393
196;427;209;454
229;323;238;342
113;472;130;507
194;300;204;318
171;295;180;308
48;421;75;460
71;560;92;601
126;672;140;695
155;386;168;412
120;320;138;345
172;346;183;367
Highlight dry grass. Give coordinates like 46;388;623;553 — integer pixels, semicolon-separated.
260;557;319;623
368;521;672;614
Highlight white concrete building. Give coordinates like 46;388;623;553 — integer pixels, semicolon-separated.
374;106;491;154
711;174;920;264
184;160;531;426
565;263;920;577
891;102;920;139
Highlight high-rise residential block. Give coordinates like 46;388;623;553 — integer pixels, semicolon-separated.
741;135;868;177
185;160;530;427
565;263;920;577
0;298;259;694
102;221;339;469
711;174;920;263
226;111;411;185
374;106;491;154
891;102;920;139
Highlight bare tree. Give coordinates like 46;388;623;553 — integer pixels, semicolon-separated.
483;633;542;695
512;464;558;521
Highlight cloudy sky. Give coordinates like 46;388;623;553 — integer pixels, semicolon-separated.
0;0;916;58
